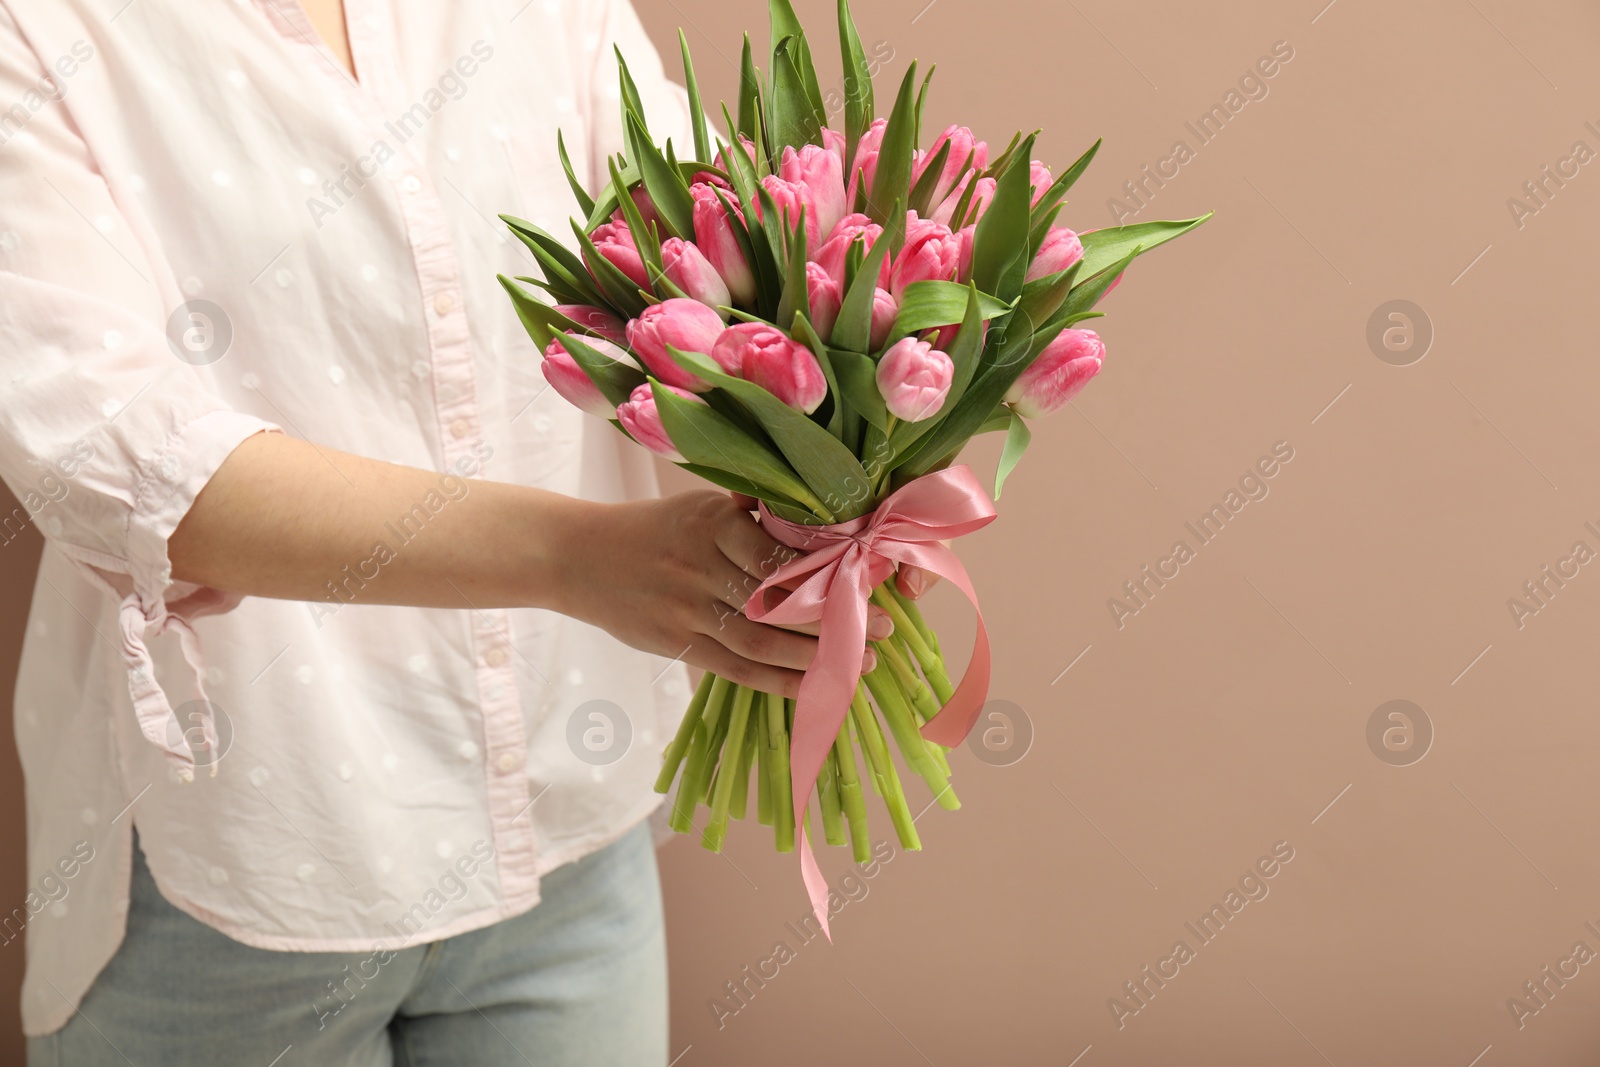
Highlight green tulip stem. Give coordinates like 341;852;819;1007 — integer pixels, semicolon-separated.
671;675;733;833
702;684;756;852
818;745;847;847
655;670;716;794
850;682;921;851
872;585;955;705
756;694;774;826
833;719;873;864
863;664;960;812
767;692;796;852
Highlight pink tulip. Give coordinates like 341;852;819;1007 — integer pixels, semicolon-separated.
691;182;758;307
779;144;848;244
554;305;626;343
1027;226;1084;282
821;127;847;165
956;225;976;283
660;237;731;311
930;175;995;228
716;135;761;176
690;170;734;192
849;118;887;202
758;174;823;251
1005;328;1105;417
813;213;887;288
806;262;842;342
542;341;616;420
889;212;963;299
876;337;954;421
624;298;728;391
612;186;665;235
967;177;997;222
930;319;987;355
713;322;829;414
1029;161;1053;206
617;382;700;462
586;220;650;291
914;125;989;209
870;287;898;352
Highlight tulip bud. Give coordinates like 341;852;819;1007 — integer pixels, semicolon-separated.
821;127;847;165
914;125;990;208
779;144;848;243
616;382;700;462
716;135;761;176
850;118;887;203
930;176;995;228
1029;161;1053;206
1027;226;1084;282
554;305;626;343
870;288;898;352
806;262;842;342
955;225;976;284
889;212;963;299
660;238;731;311
1005;328;1105;417
691;182;758;307
713;322;829;414
876;337;954;422
814;213;887;288
542;340;616;420
758;174;823;251
624;298;728;391
586;220;651;291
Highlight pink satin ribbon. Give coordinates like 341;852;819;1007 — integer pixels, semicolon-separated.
743;464;997;939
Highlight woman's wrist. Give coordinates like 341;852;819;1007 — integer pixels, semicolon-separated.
512;487;605;617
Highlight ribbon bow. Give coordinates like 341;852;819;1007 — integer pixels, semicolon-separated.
744;464;997;939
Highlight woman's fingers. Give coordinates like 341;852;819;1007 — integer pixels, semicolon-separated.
695;613;878;677
685;640;805;699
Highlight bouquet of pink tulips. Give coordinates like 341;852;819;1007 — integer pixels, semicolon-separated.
500;0;1206;931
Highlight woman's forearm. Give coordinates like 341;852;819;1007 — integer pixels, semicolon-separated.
168;432;586;614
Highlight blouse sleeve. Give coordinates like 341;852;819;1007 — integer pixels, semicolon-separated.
0;6;279;777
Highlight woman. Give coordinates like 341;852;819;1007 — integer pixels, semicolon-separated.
0;0;914;1062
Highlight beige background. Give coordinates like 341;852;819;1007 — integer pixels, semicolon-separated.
6;0;1600;1062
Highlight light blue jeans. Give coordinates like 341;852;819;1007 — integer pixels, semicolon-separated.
28;822;667;1066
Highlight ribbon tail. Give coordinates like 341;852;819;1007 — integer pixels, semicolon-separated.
787;550;873;942
913;552;993;749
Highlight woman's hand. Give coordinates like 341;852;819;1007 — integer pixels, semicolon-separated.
553;491;887;698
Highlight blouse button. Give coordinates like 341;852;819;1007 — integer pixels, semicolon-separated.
485;646;509;667
495;752;520;774
450;418;470;439
401;175;422;195
433;291;455;316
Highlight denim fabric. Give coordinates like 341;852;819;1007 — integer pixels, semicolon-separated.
28;822;667;1066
